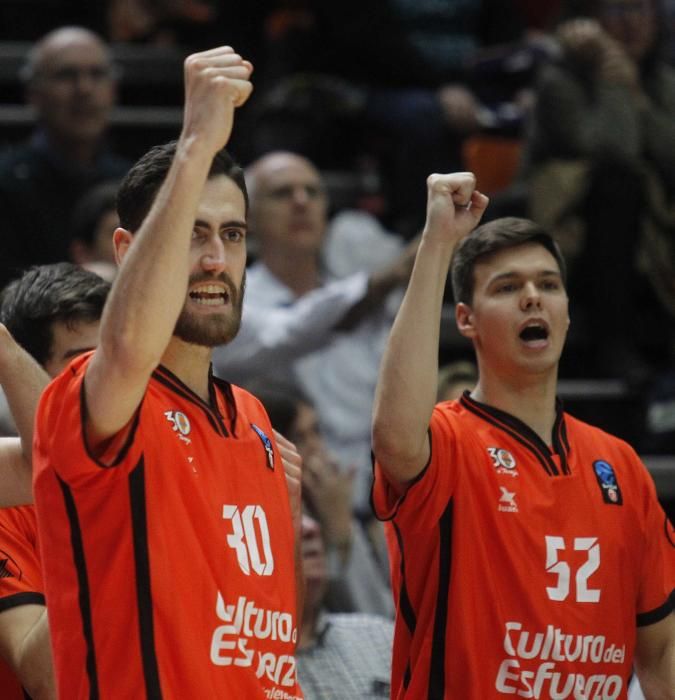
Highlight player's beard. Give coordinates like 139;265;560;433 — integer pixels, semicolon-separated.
174;270;246;347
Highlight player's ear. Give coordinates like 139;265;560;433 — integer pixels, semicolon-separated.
456;302;476;339
112;227;133;266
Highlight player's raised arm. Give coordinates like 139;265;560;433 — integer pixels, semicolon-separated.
371;173;488;485
0;323;50;506
85;47;253;447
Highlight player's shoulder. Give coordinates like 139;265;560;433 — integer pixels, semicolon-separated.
39;351;93;409
563;411;639;459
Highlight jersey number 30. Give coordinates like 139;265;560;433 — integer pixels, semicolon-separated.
545;536;600;603
223;505;275;576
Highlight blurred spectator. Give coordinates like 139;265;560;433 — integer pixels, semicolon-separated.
296;513;394;699
520;0;675;383
69;180;120;282
249;0;534;237
0;27;129;289
437;360;479;402
258;384;393;617
213;151;416;513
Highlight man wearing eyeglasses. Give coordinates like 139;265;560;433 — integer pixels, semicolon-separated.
0;26;129;289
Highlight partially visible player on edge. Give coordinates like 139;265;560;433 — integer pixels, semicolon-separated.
32;47;304;698
0;262;109;700
371;175;674;699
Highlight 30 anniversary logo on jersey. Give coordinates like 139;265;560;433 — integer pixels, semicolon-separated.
164;410;192;445
487;447;518;477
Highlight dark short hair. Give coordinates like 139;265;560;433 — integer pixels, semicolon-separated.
0;263;110;366
117;140;248;232
450;217;567;304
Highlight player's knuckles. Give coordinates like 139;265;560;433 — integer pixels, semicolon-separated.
427;172;476;194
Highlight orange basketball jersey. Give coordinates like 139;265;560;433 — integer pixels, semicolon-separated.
34;354;303;699
373;393;674;700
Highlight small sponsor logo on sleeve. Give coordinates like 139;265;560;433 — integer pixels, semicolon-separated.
592;461;623;506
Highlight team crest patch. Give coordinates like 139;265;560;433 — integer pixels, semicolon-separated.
251;424;275;470
592;460;623;505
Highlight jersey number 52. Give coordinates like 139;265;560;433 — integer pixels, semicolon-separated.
545;535;601;603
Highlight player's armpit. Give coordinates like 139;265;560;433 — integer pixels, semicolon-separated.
634;611;675;699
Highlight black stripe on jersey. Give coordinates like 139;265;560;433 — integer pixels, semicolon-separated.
211;370;239;437
460;393;570;477
427;499;453;700
57;476;100;700
393;523;416;690
636;590;675;627
152;366;229;437
0;591;46;612
129;458;164;700
80;378;142;469
555;418;571;474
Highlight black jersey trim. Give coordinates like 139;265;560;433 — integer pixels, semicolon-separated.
57;475;99;700
370;429;434;523
392;523;416;691
80;377;142;469
460;392;570;476
152;366;229;438
636;590;675;627
428;499;453;700
129;458;164;699
0;591;45;612
211;372;239;437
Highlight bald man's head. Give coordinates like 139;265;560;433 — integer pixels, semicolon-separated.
245;152;328;259
23;26;117;146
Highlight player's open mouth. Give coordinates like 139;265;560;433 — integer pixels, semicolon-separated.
519;321;549;344
189;284;229;306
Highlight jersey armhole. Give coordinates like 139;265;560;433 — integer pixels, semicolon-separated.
371;428;433;522
636;590;675;627
80;378;143;468
0;592;45;613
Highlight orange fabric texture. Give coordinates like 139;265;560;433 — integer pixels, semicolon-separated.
34;354;303;699
373;395;674;700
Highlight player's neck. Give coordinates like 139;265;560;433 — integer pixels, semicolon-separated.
161;337;213;402
471;370;558;445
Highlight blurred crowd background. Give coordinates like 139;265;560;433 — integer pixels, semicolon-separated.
0;0;673;509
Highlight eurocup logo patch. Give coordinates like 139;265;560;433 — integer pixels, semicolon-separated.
251;424;275;470
592;460;623;506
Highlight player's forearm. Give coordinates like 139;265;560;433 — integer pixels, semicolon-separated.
100;138;214;374
372;238;452;472
0;325;49;464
